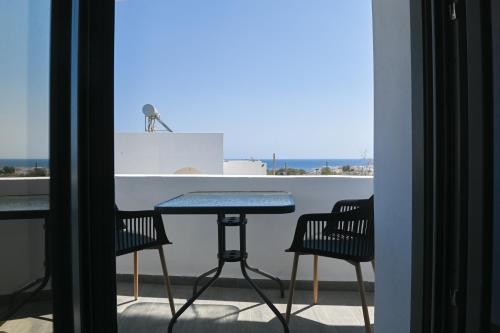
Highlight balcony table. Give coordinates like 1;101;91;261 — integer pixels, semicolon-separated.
155;191;295;333
0;195;50;321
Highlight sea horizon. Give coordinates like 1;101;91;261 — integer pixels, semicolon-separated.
0;158;373;172
0;159;50;168
229;158;372;172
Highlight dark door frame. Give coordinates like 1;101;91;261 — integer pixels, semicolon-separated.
488;0;500;331
410;0;494;332
50;0;117;332
409;1;434;332
463;1;493;332
49;0;73;330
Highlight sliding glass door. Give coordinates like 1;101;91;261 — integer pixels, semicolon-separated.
0;0;52;329
49;0;117;332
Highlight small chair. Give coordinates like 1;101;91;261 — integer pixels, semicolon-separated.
285;196;374;333
115;206;176;316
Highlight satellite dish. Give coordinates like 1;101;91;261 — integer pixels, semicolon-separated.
142;104;159;118
142;104;173;133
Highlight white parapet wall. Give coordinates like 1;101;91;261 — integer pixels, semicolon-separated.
115;132;224;175
0;175;374;295
115;175;374;283
223;160;267;175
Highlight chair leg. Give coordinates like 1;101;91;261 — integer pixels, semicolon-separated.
286;253;300;324
158;246;176;316
133;252;139;300
354;262;372;333
313;255;319;305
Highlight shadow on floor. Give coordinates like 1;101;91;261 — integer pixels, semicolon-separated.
118;301;372;333
0;283;374;333
118;302;238;333
117;282;374;307
0;300;52;321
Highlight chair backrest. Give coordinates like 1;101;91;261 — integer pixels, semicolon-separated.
325;196;374;260
114;207;170;256
327;195;374;240
331;196;373;213
115;204;126;230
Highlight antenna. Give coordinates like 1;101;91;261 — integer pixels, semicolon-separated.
142;104;173;133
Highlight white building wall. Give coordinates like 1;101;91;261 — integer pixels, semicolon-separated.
373;0;413;331
223;160;267;175
115;133;223;175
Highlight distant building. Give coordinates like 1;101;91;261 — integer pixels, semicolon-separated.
115;132;268;176
115;132;223;174
223;160;267;175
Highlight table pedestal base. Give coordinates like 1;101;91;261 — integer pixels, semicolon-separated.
193;263;284;298
168;214;289;333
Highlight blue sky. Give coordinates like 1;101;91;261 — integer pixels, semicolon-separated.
115;0;373;159
0;0;373;160
0;1;50;159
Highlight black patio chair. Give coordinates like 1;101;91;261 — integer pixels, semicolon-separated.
115;206;176;316
285;196;374;333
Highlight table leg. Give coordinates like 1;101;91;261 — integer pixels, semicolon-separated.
244;262;285;298
239;215;289;333
168;261;224;333
240;261;289;332
1;275;50;322
192;266;219;297
8;278;45;301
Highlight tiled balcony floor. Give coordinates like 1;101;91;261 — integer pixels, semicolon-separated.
0;282;374;333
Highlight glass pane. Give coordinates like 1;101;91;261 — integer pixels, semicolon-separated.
0;0;52;330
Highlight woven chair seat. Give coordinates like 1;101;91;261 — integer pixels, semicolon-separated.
301;238;373;262
116;230;161;255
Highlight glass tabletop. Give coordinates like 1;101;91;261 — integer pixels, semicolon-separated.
155;191;295;215
0;195;49;220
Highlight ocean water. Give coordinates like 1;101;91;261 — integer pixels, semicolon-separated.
0;159;49;168
0;158;370;172
259;159;371;171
